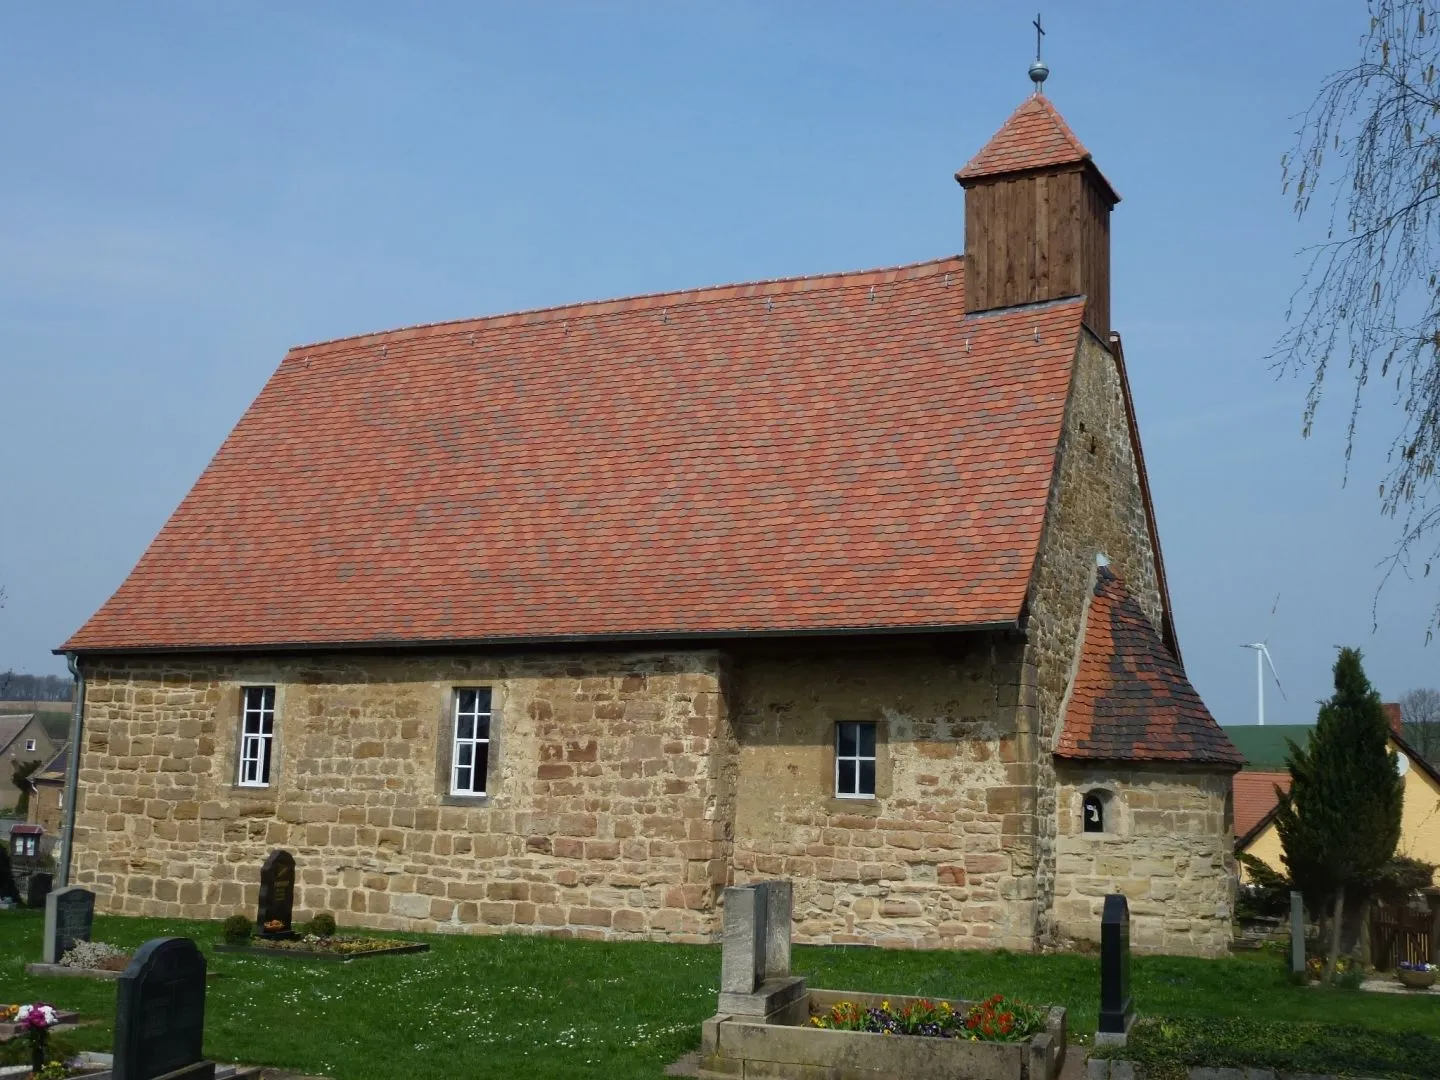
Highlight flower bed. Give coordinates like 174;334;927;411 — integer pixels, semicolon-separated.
701;989;1065;1080
810;993;1048;1042
213;932;429;962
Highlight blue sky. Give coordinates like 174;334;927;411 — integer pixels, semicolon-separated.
0;2;1428;730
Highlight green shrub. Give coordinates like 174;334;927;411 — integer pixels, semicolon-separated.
307;912;337;938
222;913;253;945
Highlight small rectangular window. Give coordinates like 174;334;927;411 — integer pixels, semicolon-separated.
835;721;877;799
24;739;36;752
238;686;276;787
451;687;492;796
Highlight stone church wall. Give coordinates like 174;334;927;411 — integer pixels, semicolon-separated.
72;650;733;940
727;635;1040;951
1021;330;1192;949
1052;763;1235;957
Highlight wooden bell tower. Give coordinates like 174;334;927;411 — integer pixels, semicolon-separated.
955;95;1119;341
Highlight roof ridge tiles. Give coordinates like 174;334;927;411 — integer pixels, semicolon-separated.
290;255;965;354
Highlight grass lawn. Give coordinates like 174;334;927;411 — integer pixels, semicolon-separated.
3;909;1438;1079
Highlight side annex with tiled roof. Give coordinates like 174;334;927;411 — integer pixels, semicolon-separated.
58;91;1237;958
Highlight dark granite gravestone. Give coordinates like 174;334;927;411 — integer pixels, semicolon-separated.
26;871;53;909
256;849;296;938
0;846;19;903
1096;893;1135;1043
44;885;96;964
114;937;214;1080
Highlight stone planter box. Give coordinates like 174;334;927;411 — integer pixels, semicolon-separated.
213;941;429;962
700;989;1066;1080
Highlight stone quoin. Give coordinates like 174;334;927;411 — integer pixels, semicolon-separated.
60;90;1241;955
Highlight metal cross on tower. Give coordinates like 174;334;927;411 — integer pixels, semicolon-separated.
1030;13;1049;93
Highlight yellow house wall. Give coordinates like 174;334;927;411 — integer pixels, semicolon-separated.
1239;739;1440;877
1397;756;1440;865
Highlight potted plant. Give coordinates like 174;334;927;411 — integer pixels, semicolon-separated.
1397;960;1437;989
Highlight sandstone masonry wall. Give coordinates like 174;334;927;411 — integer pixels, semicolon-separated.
72;650;732;940
1021;331;1231;953
728;636;1040;950
1053;763;1235;956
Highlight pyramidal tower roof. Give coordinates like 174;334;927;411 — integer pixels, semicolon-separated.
956;95;1118;201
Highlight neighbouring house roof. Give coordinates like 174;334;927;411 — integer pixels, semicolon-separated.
32;744;68;783
1056;567;1242;767
1224;718;1440;784
1220;724;1312;771
1233;771;1291;846
64;259;1094;652
955;95;1119;201
0;715;36;755
1227;714;1440;850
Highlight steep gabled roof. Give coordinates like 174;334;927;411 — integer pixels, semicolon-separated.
0;714;36;755
956;95;1118;203
1233;770;1290;846
33;744;69;782
1057;567;1242;767
64;259;1090;652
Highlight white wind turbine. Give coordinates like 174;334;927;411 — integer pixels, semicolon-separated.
1241;596;1287;726
1240;642;1286;725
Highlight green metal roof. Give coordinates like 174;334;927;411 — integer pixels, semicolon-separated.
1219;725;1315;770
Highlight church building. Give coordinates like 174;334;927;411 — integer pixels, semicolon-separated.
62;86;1242;956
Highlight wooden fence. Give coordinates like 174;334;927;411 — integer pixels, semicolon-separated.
1370;903;1434;970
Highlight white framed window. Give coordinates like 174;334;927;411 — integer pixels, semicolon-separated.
451;687;492;796
238;686;276;787
24;739;35;752
835;721;877;799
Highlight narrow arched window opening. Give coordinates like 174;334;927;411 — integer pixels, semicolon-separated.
1082;792;1106;833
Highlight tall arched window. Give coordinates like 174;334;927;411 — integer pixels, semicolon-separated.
1082;791;1106;833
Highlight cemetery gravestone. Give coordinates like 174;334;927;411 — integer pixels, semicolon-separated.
1290;890;1306;976
256;849;296;938
44;885;96;964
114;937;214;1080
1096;893;1135;1046
720;883;767;994
717;880;808;1024
0;846;19;904
26;871;53;910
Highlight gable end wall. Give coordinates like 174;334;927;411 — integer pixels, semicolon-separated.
1022;331;1232;955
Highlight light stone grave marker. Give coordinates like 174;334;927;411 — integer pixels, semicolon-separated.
717;880;807;1024
1290;890;1306;976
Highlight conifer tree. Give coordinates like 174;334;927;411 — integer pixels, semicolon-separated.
1273;647;1403;980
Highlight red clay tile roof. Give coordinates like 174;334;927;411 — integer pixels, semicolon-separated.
1233;771;1290;842
64;258;1089;652
1057;567;1242;767
956;95;1118;201
1384;701;1404;736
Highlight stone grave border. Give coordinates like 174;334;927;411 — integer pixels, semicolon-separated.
0;1010;80;1039
1086;1061;1390;1080
699;880;1068;1080
212;940;430;962
23;961;125;980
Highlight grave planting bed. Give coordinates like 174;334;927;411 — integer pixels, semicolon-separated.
213;937;429;962
702;989;1066;1080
